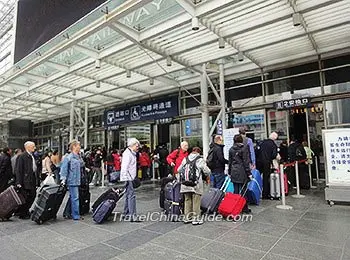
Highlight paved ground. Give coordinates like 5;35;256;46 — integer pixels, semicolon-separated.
0;182;350;260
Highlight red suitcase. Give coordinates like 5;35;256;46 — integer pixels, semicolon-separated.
0;186;25;220
218;193;247;218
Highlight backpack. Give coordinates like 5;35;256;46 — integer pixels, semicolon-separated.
179;156;200;187
206;147;215;169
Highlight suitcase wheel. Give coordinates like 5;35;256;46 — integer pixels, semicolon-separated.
36;219;43;225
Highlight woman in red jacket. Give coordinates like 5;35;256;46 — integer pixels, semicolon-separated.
139;148;151;180
167;141;189;176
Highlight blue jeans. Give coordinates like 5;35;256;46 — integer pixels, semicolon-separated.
64;186;80;220
212;172;226;189
123;181;136;217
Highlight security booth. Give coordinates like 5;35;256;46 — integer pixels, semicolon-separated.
104;96;179;151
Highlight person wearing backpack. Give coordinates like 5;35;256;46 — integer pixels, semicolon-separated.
228;134;252;214
178;147;211;225
207;135;228;189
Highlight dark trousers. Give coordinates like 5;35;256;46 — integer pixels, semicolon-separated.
258;162;271;198
233;182;248;211
18;189;36;217
141;166;149;180
159;163;168;179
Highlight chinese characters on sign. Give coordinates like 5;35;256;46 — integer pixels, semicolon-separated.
328;136;350;171
104;96;178;130
274;98;310;110
324;129;350;185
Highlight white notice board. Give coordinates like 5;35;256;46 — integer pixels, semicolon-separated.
323;129;350;186
223;128;239;160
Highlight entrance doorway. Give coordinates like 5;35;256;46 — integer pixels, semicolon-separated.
289;108;307;142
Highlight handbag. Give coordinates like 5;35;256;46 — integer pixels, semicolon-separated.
127;171;141;189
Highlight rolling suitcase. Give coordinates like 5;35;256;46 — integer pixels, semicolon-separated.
31;184;66;224
270;170;288;199
218;183;248;218
0;186;25;220
247;169;263;205
92;199;117;224
164;180;183;219
92;188;125;213
218;193;247;218
159;176;174;209
200;176;231;214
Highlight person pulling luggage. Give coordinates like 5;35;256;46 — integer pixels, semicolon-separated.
15;141;37;219
120;138;142;222
0;148;13;193
228;134;252;214
178;147;211;225
60;140;84;221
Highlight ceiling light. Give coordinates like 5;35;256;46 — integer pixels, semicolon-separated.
150;78;154;85
238;51;244;62
96;80;101;88
219;37;225;49
166;56;172;67
192;17;199;31
95;59;101;69
293;13;301;26
126;70;131;78
72;89;76;96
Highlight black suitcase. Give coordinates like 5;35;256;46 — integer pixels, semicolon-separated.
79;187;91;215
159;176;174;209
164;180;183;219
31;184;66;224
200;188;225;214
92;188;124;213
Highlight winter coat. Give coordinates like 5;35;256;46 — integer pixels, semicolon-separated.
112;153;121;171
208;143;228;173
178;153;211;195
15;152;37;190
139;152;151;167
256;139;278;165
228;143;251;184
0;153;12;193
167;148;188;173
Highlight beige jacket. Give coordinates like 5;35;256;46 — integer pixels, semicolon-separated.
178;153;211;195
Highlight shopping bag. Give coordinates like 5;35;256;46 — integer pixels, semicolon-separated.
43;175;55;185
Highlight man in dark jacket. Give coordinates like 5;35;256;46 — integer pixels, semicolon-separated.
256;132;279;199
0;148;13;193
208;135;228;189
16;141;37;219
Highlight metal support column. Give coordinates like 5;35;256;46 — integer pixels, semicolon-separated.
84;102;89;149
69;101;75;142
219;60;226;130
201;64;210;158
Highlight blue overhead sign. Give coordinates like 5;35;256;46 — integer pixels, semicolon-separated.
104;96;178;130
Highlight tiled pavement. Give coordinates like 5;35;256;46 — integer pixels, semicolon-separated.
1;182;350;260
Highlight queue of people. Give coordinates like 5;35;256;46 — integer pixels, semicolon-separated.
0;129;315;225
